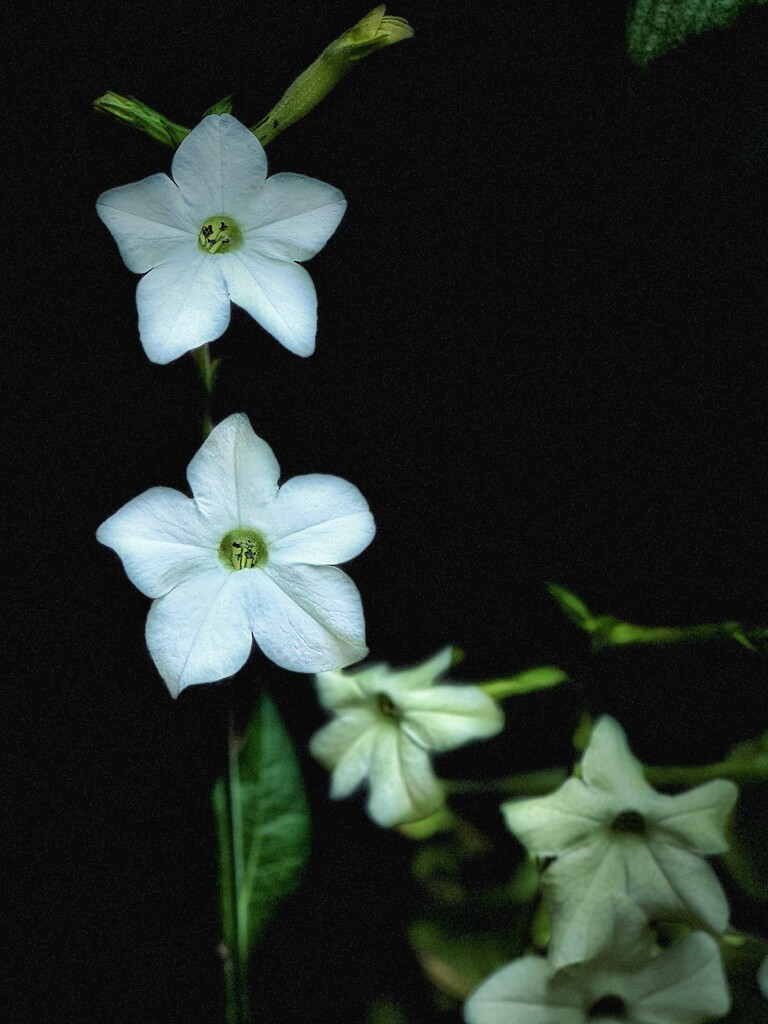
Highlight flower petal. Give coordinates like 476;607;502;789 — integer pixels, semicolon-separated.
136;255;230;363
581;716;653;803
628;932;730;1022
263;474;375;565
96;486;218;598
314;666;375;710
310;711;382;797
366;729;444;827
96;173;194;273
244;563;367;672
502;778;617;856
186;413;280;526
649;779;737;854
399;685;504;751
223;251;317;356
384;646;454;691
641;836;731;933
145;570;253;697
245;172;347;261
170;114;268;221
543;835;627;969
464;957;584;1024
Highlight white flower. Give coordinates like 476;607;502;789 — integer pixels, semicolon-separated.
310;647;504;828
96;114;346;363
464;931;730;1024
502;716;738;970
96;413;374;696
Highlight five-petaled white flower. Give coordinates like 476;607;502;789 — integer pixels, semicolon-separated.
96;114;347;363
464;931;730;1024
97;413;374;697
502;716;738;970
310;647;504;828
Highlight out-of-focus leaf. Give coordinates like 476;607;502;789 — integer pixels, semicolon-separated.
721;932;768;1022
627;0;767;67
722;784;768;900
212;693;310;966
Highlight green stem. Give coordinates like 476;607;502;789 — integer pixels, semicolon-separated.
225;705;251;1024
192;343;219;438
446;754;768;797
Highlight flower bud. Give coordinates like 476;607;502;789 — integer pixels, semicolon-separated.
251;5;414;147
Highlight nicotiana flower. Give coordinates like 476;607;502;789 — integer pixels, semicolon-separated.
97;413;374;697
96;114;347;363
310;647;504;827
502;716;738;970
464;931;730;1024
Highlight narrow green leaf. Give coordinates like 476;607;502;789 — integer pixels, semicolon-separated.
627;0;767;67
212;693;311;964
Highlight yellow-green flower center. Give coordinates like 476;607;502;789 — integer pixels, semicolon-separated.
377;692;401;720
198;215;243;254
219;528;268;570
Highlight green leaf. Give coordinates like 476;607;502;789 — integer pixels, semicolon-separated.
722;783;768;900
212;693;310;965
627;0;767;67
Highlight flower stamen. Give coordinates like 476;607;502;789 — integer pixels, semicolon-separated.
377;692;401;720
198;215;242;254
219;528;268;570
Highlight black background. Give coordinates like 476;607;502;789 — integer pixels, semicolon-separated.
7;1;768;1021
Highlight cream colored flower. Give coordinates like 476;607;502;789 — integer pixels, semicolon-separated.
503;716;737;969
310;648;504;827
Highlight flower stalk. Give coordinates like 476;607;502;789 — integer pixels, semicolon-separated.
548;584;768;653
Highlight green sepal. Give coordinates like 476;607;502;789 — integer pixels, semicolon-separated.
547;584;600;632
205;95;235;117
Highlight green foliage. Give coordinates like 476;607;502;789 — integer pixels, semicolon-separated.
721;932;768;1022
212;693;310;965
627;0;767;67
723;783;768;901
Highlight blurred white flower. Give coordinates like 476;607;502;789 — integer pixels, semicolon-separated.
310;647;504;827
759;954;768;999
464;931;730;1024
502;715;737;970
96;114;346;363
97;413;374;696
